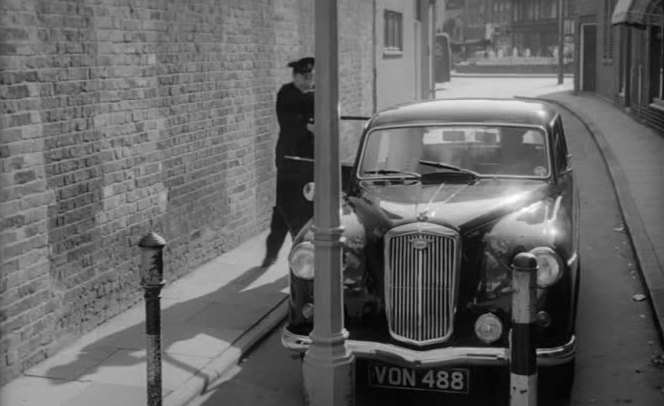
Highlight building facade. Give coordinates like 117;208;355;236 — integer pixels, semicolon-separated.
440;0;574;60
376;0;437;109
510;0;574;58
574;0;664;132
0;0;436;385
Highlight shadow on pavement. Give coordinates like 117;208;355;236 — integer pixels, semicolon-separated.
191;327;571;406
42;264;288;392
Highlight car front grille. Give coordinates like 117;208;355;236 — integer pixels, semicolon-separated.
384;223;460;346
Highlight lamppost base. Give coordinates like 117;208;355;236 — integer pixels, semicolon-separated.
303;348;355;406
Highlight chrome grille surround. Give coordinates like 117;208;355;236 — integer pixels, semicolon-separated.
384;223;461;346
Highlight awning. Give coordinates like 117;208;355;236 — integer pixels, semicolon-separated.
612;0;664;26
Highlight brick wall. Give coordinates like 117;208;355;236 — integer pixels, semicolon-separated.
0;0;374;384
339;0;375;161
572;0;621;100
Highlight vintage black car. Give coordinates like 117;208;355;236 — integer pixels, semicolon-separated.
282;98;580;398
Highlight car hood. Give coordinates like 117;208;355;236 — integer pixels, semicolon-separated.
352;178;553;233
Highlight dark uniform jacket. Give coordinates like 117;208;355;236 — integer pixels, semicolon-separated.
272;82;315;235
275;82;314;180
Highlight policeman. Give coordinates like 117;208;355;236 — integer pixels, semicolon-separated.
261;57;315;268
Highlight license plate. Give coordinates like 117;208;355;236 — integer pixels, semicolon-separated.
368;362;469;394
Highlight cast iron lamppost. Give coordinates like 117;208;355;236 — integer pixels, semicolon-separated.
302;0;355;404
139;232;166;406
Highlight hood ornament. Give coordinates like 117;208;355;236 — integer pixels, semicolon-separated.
416;181;445;223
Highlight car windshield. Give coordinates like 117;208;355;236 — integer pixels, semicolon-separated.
359;125;550;179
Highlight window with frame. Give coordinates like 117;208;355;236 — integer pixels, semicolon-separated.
360;125;550;179
513;0;519;22
602;0;616;64
384;10;403;52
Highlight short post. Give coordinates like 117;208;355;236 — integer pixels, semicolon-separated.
510;252;538;406
139;232;167;406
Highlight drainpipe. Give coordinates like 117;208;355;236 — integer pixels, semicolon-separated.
661;23;664;99
638;64;643;106
557;0;565;84
624;27;632;107
429;0;437;99
372;0;377;113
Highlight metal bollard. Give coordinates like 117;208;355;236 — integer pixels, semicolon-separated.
510;252;538;406
139;232;167;406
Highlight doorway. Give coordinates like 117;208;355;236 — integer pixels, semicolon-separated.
581;24;597;92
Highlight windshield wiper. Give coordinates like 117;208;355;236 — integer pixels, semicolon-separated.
363;169;421;179
418;160;480;178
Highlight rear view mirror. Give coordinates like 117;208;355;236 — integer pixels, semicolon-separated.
341;162;354;193
338;115;368;194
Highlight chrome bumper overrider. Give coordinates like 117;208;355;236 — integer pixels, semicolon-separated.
282;328;575;368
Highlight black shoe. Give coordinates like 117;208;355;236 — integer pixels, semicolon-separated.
261;256;277;268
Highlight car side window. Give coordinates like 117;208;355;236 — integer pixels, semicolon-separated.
552;118;568;174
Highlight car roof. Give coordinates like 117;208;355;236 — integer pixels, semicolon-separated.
368;98;558;128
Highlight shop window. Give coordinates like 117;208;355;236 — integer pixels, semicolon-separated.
384;10;403;54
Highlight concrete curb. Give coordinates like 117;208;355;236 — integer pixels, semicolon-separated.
164;298;289;406
517;94;664;345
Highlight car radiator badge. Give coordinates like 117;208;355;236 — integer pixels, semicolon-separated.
410;238;431;250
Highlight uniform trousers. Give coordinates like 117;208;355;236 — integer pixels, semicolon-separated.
263;174;313;263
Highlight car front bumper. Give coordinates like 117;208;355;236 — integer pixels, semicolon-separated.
282;328;575;368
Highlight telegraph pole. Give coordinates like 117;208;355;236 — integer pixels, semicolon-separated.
557;0;565;84
302;0;355;405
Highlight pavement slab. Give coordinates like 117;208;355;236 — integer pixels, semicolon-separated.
65;383;147;406
0;376;92;406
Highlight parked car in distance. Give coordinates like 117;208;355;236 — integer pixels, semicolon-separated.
282;98;580;399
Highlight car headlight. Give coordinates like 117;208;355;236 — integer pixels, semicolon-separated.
289;241;315;279
529;247;563;287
